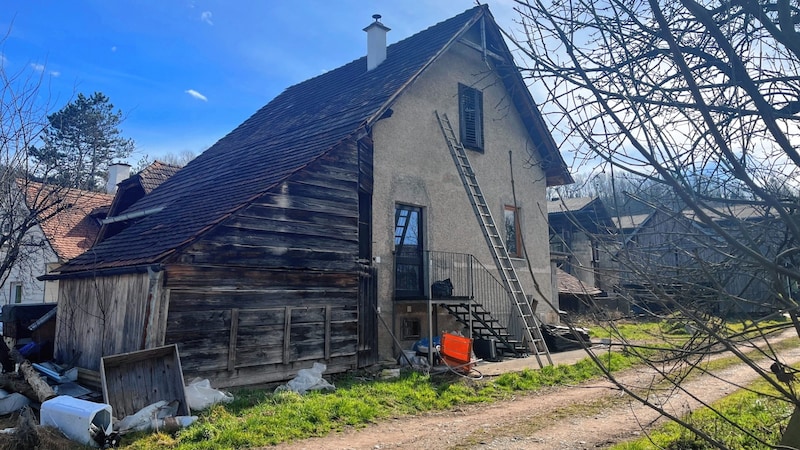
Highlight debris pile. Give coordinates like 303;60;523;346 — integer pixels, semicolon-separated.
0;303;234;449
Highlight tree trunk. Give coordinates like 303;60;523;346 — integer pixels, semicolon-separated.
17;360;56;403
10;349;56;403
780;406;800;448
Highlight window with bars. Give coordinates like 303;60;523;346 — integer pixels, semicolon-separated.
459;84;484;151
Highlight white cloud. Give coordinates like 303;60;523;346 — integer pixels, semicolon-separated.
49;71;60;77
185;89;208;102
111;46;117;52
201;11;213;25
30;63;45;72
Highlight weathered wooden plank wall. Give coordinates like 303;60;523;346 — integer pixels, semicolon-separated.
55;271;158;370
163;143;362;387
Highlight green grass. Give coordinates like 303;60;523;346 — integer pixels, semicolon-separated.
120;319;793;449
122;352;632;449
610;375;795;450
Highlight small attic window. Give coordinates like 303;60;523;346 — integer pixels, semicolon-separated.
459;83;484;152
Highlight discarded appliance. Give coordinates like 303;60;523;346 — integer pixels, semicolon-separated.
473;338;502;362
40;396;112;448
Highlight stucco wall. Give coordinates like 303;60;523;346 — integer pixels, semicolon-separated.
370;41;557;358
0;223;57;305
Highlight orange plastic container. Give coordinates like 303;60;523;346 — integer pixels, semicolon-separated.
441;333;473;372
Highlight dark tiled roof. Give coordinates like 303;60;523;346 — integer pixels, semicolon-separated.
59;5;568;274
117;160;182;195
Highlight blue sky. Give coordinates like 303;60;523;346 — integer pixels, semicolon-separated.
2;1;523;164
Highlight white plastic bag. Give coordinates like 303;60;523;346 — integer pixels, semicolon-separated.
184;378;234;411
275;362;335;395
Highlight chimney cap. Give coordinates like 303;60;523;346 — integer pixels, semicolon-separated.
363;13;390;32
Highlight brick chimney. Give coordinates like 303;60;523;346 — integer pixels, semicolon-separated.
106;163;131;194
363;14;390;71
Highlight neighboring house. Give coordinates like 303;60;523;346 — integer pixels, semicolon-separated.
48;6;571;388
617;204;785;316
0;181;114;305
548;197;616;293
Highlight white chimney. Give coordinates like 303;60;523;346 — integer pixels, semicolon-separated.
364;14;390;71
106;163;131;194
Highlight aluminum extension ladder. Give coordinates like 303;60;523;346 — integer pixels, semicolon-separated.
435;111;552;367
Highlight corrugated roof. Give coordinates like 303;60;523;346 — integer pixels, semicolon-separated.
613;212;653;231
547;197;596;214
58;5;569;274
23;182;114;261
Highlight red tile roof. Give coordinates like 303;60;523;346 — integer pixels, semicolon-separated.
23;181;114;261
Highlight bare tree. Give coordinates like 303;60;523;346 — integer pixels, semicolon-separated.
510;0;800;446
0;37;90;302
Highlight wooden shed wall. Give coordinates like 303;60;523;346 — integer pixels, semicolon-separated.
164;143;362;387
54;270;164;370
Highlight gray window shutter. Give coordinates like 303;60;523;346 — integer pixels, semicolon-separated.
459;84;484;151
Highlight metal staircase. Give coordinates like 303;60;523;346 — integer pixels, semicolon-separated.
435;111;552;367
438;302;528;357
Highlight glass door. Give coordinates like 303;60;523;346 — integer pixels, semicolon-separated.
394;205;424;298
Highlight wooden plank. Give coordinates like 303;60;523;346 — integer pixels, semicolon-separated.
188;354;358;389
233;346;284;368
325;305;331;359
180;245;357;270
101;344;189;418
165;265;359;290
195;229;358;251
236;206;356;229
236;308;286;327
227;308;239;372
283;307;291;364
55;272;151;371
235;325;285;347
167;289;357;312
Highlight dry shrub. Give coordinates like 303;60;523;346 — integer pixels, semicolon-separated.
0;407;81;450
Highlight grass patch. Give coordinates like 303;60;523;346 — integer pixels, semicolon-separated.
122;352;633;449
610;375;795;450
121;319;793;449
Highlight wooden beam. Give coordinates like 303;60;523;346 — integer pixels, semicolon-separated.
227;308;239;371
325;305;331;359
283;307;292;364
458;38;505;62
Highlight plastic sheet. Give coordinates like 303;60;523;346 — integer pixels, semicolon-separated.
275;362;335;394
184;378;234;411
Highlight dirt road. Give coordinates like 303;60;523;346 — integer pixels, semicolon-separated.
274;333;800;450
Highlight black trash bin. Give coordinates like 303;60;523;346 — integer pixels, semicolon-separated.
474;338;502;362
